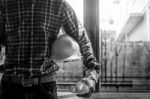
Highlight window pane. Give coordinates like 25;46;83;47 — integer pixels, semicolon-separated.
65;0;84;25
99;0;118;40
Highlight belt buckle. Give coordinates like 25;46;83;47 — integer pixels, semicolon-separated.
22;78;33;87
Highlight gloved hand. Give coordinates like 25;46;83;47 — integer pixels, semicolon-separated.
69;78;95;98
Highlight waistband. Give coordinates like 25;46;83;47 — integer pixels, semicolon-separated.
2;73;57;87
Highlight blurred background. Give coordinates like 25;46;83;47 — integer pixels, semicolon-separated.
1;0;150;98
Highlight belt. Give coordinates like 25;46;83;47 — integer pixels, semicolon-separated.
2;73;57;87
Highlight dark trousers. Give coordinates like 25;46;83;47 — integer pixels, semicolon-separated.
0;81;58;99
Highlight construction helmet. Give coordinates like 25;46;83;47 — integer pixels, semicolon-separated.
50;34;82;61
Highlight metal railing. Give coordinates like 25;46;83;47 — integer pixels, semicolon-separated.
99;40;150;92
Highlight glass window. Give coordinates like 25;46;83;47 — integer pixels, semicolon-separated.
65;0;84;25
99;0;119;40
59;0;84;36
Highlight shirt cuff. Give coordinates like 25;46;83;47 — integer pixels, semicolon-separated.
84;69;100;83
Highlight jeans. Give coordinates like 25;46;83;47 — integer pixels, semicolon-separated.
0;81;58;99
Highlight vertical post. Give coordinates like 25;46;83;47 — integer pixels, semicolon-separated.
84;0;99;60
115;42;118;91
104;34;107;83
84;0;100;92
122;35;127;83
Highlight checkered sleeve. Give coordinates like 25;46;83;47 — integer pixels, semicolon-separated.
0;0;6;72
61;0;100;83
0;0;6;47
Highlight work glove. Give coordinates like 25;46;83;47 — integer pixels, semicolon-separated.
69;77;95;98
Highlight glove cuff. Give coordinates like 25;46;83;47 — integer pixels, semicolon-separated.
76;79;95;98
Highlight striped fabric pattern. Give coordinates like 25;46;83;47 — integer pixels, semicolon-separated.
0;0;99;78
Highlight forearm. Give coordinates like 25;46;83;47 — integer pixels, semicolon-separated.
61;0;100;85
0;0;5;72
78;23;100;82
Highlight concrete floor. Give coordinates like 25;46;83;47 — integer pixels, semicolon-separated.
58;92;150;99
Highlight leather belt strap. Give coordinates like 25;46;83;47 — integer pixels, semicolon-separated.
2;73;57;87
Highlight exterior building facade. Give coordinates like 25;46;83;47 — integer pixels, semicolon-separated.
116;0;150;42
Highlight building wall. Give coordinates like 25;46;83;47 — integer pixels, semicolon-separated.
116;0;149;40
128;12;148;41
127;0;148;13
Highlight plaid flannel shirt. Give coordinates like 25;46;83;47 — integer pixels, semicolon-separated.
0;0;100;81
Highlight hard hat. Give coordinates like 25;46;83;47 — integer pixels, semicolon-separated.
50;34;82;61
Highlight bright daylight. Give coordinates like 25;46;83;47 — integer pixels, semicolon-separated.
0;0;150;99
